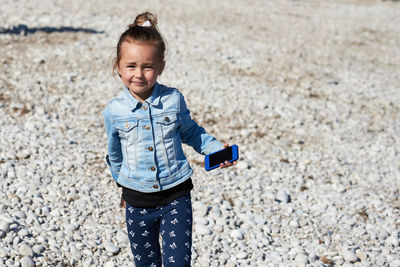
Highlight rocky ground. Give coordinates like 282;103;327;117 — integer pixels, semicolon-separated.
0;0;399;266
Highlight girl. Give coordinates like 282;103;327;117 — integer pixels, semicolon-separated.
103;12;235;266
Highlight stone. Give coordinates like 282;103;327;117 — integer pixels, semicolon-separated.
356;250;367;261
19;243;33;257
32;244;45;254
196;225;212;236
20;256;35;267
276;189;290;203
0;222;10;233
230;229;245;240
104;261;115;267
387;235;399;247
343;249;358;263
295;253;309;266
236;251;248;259
104;241;120;255
18;229;29;237
290;220;300;228
115;230;130;247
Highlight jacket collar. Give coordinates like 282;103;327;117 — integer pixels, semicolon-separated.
123;82;161;110
147;82;161;106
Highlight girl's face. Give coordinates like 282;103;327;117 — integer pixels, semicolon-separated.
117;41;165;102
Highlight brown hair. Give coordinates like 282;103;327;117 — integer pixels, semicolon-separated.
113;12;166;75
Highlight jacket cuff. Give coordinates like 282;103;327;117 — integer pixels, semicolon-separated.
204;140;224;155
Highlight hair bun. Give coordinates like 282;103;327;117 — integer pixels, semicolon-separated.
129;12;158;28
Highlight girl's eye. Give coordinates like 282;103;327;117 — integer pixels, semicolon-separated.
144;65;153;69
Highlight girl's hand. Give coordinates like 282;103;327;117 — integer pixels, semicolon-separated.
219;143;237;169
120;197;126;208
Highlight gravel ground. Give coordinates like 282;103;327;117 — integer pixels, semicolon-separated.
0;0;399;266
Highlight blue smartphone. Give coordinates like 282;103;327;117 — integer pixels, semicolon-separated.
204;145;239;171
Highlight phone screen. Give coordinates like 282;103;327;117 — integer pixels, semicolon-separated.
208;146;233;167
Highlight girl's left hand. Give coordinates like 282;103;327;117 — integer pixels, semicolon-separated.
120;197;126;208
219;143;237;169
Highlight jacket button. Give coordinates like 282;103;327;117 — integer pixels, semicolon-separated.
150;166;156;171
164;116;170;122
144;125;150;130
143;106;148;111
148;146;154;151
153;185;159;189
124;122;129;128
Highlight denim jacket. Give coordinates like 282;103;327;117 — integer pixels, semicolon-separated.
103;82;223;193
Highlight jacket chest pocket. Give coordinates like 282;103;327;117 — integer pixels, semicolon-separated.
154;114;179;139
114;120;138;142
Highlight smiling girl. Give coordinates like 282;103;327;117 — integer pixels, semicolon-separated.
103;12;235;266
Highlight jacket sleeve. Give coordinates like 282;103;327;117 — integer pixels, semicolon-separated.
103;106;122;181
178;92;223;155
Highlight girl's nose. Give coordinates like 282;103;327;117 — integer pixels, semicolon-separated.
135;68;143;77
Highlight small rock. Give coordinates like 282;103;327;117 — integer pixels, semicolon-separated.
195;216;209;226
356;250;367;261
0;222;10;233
32;244;45;254
276;189;290;203
343;249;358;263
18;228;29;237
220;252;230;261
213;224;223;233
116;230;129;247
254;215;266;225
295;253;309;266
237;251;248;259
390;259;400;267
104;260;115;267
387;235;399;247
20;256;35;267
289;220;300;228
193;201;207;215
308;252;318;262
226;260;237;267
82;258;93;267
104;241;120;255
19;243;33;257
379;229;389;240
196;225;212;235
230;229;245;240
236;160;249;170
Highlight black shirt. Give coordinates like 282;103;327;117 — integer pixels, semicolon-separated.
121;178;193;208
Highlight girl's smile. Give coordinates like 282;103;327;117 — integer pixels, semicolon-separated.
117;41;165;102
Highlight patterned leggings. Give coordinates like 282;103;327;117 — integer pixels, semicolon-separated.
125;193;193;267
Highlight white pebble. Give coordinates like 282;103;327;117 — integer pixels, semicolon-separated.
290;220;300;228
196;225;212;236
20;256;35;267
19;243;33;257
104;260;115;267
295;253;309;266
343;249;358;263
276;189;290;203
236;251;248;259
0;222;10;233
104;241;120;255
230;229;245;240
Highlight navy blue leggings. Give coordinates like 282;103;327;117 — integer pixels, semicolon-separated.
125;193;193;267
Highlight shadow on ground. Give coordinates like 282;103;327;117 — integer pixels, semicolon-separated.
0;24;104;35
